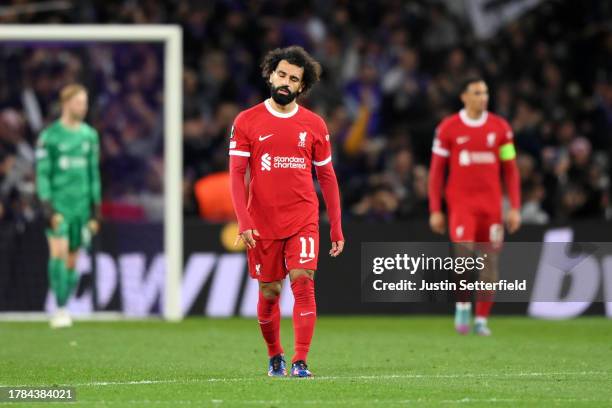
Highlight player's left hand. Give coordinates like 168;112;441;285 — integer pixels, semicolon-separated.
506;209;521;234
88;219;100;235
329;240;344;257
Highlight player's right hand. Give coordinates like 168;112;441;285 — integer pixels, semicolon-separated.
429;212;446;235
506;208;521;234
50;213;64;231
235;229;259;249
88;219;100;235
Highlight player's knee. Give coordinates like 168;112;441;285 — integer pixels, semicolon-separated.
260;282;282;299
481;264;499;283
453;242;475;255
289;269;314;282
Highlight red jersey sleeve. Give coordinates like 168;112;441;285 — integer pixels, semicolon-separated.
228;114;251;158
428;121;451;213
499;118;514;145
432;122;451;158
497;118;521;209
312;118;332;166
229;114;255;232
312;118;344;242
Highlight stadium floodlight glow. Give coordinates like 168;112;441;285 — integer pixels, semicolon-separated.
0;25;183;321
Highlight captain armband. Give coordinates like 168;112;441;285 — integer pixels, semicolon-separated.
499;143;516;161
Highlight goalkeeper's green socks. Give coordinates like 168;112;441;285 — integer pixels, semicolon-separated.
66;268;80;299
48;260;79;306
48;258;69;307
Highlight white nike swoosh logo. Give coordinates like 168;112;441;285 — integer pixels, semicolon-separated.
258;320;272;324
299;258;314;264
300;312;315;317
259;134;273;141
457;137;470;144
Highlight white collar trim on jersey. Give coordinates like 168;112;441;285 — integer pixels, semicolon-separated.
264;99;299;118
459;109;488;127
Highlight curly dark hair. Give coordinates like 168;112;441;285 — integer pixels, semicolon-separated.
459;76;486;94
260;46;322;95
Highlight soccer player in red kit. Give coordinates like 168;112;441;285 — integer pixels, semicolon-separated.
428;78;521;336
229;46;344;377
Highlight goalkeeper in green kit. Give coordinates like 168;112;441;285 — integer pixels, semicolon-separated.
35;84;101;328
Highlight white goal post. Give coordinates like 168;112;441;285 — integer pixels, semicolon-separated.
0;25;183;321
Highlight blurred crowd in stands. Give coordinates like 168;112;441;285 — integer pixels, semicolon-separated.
0;43;165;225
0;0;610;226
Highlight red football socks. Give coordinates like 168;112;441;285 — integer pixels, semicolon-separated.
475;290;495;318
257;291;283;357
291;275;317;363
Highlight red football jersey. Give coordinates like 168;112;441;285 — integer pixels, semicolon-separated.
432;109;514;213
229;100;332;239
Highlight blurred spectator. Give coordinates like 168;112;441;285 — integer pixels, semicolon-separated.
0;108;36;226
521;179;549;225
352;184;399;223
194;171;235;222
0;43;164;221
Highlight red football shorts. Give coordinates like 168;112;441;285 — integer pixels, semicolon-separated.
449;208;503;248
247;224;319;282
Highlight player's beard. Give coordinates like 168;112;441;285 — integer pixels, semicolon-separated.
270;84;298;106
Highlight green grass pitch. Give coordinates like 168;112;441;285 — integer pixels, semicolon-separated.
1;316;611;407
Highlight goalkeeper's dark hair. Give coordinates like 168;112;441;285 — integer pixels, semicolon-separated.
460;77;486;94
261;46;322;95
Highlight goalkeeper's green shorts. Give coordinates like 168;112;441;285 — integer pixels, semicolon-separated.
46;214;91;252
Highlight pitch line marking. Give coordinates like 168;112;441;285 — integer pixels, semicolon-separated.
3;370;602;388
45;397;612;406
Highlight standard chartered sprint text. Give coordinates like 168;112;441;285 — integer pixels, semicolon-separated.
273;156;306;169
372;253;486;275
